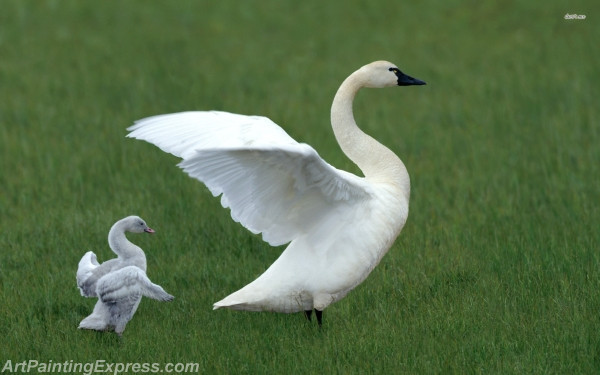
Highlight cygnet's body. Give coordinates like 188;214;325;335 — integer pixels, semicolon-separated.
76;216;173;336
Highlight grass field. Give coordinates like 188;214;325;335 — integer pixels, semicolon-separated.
1;0;599;373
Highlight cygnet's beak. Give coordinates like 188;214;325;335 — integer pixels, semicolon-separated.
144;228;155;234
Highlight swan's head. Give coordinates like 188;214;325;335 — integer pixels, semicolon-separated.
121;215;155;234
360;60;426;88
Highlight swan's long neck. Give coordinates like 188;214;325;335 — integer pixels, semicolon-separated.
331;70;410;198
108;220;146;266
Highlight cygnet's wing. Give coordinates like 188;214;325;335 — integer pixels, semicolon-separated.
76;251;100;297
77;258;122;298
127;111;373;246
97;266;174;304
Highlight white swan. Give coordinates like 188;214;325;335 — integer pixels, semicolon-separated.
77;216;174;336
127;61;425;325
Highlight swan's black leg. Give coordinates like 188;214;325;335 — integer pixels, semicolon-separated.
315;309;323;327
304;310;313;322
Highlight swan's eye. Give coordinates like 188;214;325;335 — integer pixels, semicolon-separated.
389;67;399;73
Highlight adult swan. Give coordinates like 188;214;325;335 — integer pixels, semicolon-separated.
127;61;426;325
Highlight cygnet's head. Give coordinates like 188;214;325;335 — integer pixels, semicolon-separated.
121;215;155;234
360;60;426;88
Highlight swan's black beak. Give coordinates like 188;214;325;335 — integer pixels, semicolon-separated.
144;228;155;234
396;71;426;86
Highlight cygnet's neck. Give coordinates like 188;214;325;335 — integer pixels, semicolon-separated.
330;69;410;198
108;220;147;268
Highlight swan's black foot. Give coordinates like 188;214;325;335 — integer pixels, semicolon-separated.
315;309;323;327
303;309;323;326
304;310;313;322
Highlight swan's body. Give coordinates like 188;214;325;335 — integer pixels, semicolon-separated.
76;216;174;335
127;61;425;324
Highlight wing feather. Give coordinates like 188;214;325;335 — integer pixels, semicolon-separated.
76;251;100;297
97;266;174;303
128;111;374;246
127;111;298;159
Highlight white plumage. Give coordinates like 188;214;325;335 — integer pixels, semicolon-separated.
76;216;174;335
127;61;425;324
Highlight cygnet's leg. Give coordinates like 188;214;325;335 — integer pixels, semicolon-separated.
115;322;128;337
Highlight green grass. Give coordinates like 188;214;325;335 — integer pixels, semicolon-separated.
1;0;599;373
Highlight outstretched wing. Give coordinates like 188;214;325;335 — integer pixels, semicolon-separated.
127;111;374;246
97;266;174;303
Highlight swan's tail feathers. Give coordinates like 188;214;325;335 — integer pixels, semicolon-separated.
213;301;253;311
213;295;264;312
213;285;313;312
76;251;100;297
